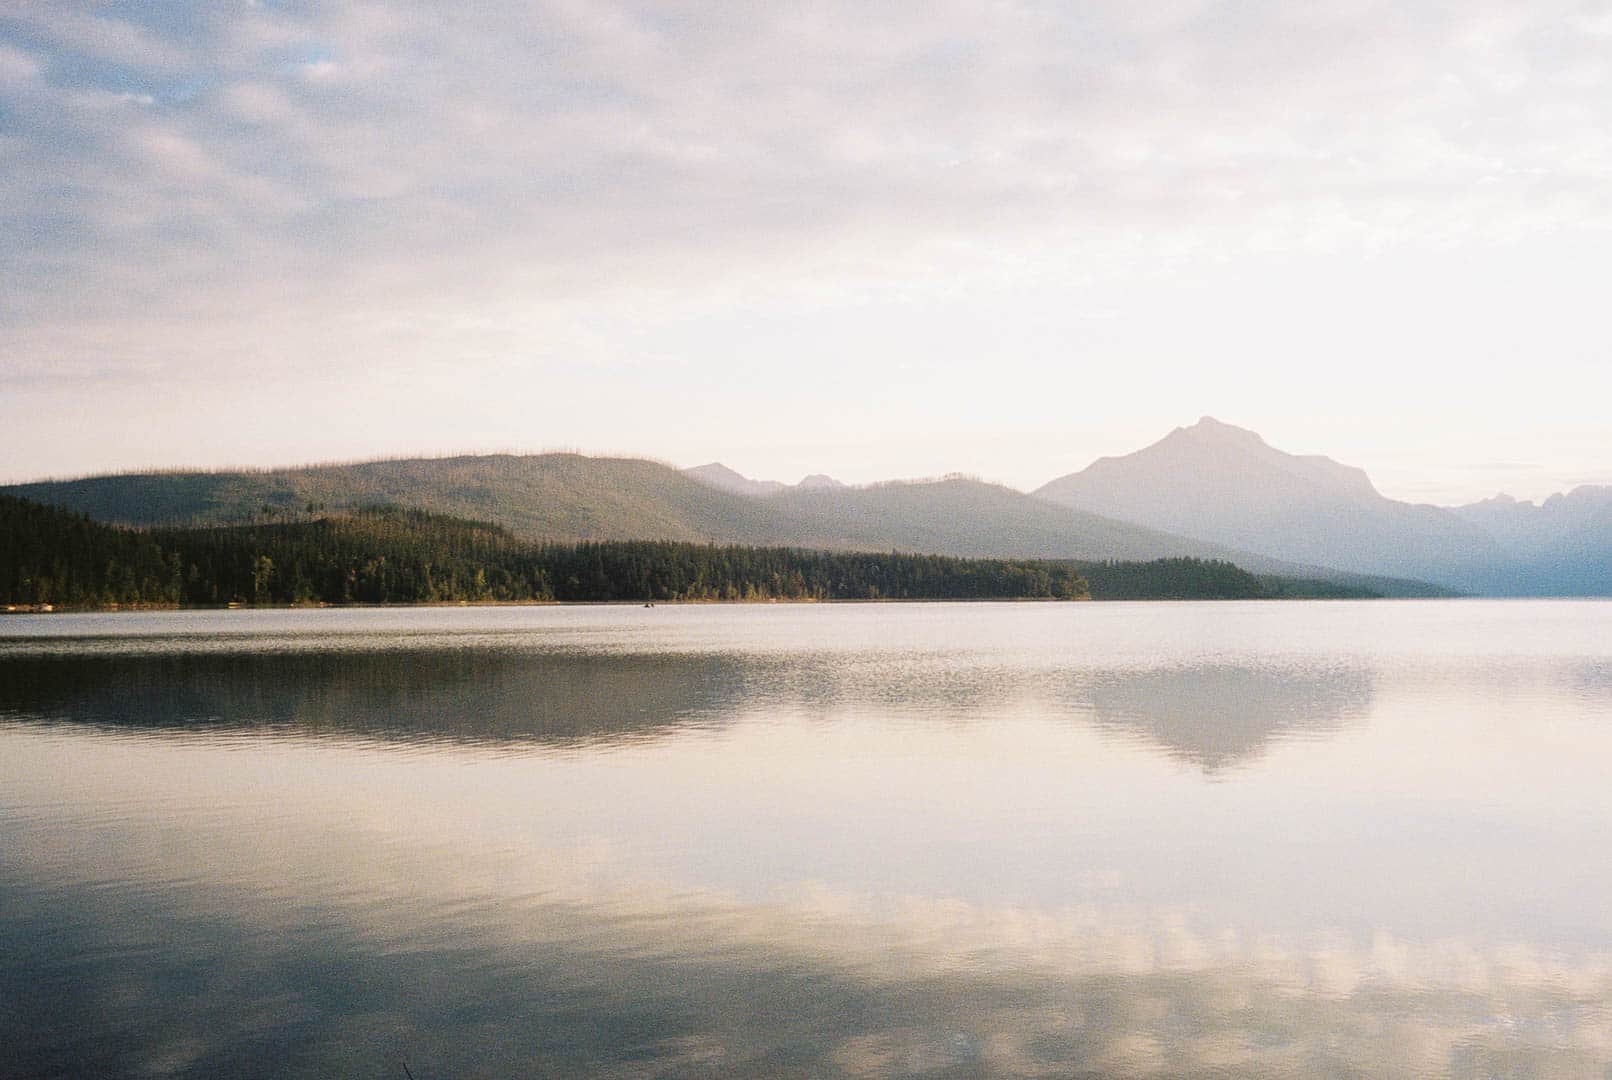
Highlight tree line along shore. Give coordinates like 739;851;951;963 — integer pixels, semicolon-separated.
0;495;1375;609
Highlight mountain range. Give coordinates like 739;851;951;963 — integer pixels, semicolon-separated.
6;418;1606;596
1033;417;1609;595
683;462;845;498
1;453;1326;571
1449;489;1612;594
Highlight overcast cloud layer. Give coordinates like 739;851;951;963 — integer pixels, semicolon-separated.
4;2;1611;501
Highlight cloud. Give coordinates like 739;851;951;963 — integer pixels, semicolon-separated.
0;40;41;84
9;4;1610;277
1;6;194;74
3;2;1612;490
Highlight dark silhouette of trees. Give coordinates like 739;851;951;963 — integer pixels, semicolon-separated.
2;499;1092;607
3;497;1377;609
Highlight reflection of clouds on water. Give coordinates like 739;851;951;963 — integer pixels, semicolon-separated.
5;808;1610;1079
1574;660;1612;701
6;720;1612;1077
7;604;1612;1076
1082;663;1376;773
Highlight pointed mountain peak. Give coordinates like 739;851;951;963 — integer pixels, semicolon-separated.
1172;416;1268;448
795;473;844;490
1031;416;1477;582
682;462;787;498
686;462;747;483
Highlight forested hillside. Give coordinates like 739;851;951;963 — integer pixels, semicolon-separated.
2;496;1387;609
4;455;786;542
0;494;180;608
0;498;1089;606
1075;558;1377;600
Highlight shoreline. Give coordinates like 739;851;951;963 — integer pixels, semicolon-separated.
0;595;1475;616
3;596;1095;615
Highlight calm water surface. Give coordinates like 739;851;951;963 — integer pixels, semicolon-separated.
3;601;1611;1077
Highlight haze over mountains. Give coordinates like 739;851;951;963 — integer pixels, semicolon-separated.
5;418;1606;596
1035;418;1609;596
1;454;1290;567
1035;418;1503;589
1449;489;1612;595
682;463;845;499
4;452;1435;596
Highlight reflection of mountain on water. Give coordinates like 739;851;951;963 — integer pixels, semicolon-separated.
1084;663;1375;772
0;649;753;746
0;647;1374;762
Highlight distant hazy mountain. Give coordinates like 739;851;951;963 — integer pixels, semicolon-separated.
1034;418;1612;595
682;462;842;496
1035;417;1511;591
1453;487;1612;550
1452;487;1612;595
772;475;1226;562
682;462;788;498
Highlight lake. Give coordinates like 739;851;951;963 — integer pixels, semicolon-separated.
3;600;1611;1077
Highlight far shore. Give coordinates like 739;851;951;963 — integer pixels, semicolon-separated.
4;596;1098;615
0;595;1455;616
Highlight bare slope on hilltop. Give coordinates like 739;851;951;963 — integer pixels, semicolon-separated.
3;454;1230;558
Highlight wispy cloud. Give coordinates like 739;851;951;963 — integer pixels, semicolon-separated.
3;2;1611;493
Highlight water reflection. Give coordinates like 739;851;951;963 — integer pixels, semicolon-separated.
1574;659;1612;699
0;646;1377;775
4;602;1612;1078
0;649;751;746
6;740;1610;1079
10;892;1607;1079
1084;663;1375;773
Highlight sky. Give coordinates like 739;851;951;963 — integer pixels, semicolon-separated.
3;1;1611;505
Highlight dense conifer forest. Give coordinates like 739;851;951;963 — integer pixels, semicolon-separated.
1;497;1092;606
1075;558;1376;600
2;495;180;608
1;496;1378;609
